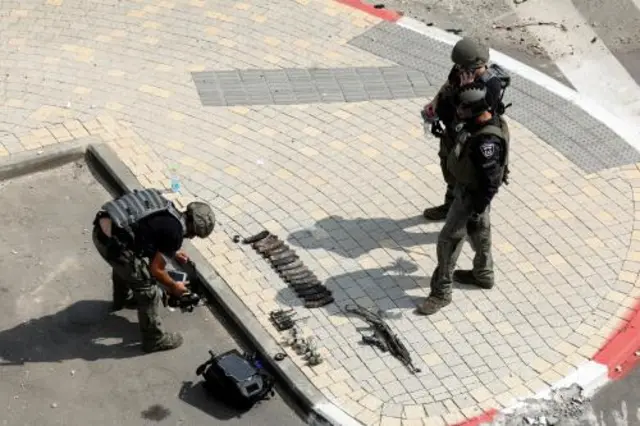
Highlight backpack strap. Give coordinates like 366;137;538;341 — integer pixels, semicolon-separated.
479;64;512;115
196;350;217;376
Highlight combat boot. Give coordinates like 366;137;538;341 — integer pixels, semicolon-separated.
142;332;184;353
416;295;451;315
453;270;494;289
423;204;450;221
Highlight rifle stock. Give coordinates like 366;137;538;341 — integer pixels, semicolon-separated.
345;304;421;374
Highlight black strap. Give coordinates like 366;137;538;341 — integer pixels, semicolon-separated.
196;350;217;376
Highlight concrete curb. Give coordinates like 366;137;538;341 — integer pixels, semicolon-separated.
85;143;354;426
0;138;100;181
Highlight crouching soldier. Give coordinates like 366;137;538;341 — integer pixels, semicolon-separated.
92;188;215;352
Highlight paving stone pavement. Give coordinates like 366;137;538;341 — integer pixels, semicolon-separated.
192;66;433;106
2;0;640;425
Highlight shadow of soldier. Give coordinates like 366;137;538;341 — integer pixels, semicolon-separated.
274;258;420;312
287;215;440;259
274;257;488;318
0;299;143;365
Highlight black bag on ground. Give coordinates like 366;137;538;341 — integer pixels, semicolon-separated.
195;349;276;410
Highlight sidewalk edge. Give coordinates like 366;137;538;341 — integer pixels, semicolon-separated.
455;361;611;426
335;0;401;21
593;299;640;380
85;142;360;426
0;138;100;181
395;16;640;150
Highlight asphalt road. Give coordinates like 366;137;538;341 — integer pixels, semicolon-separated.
583;367;640;426
369;0;640;85
366;0;570;83
0;161;307;426
491;369;640;426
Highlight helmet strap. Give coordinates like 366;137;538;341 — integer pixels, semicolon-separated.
182;214;195;238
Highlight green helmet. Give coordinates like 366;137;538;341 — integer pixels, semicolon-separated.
451;37;490;68
186;201;215;238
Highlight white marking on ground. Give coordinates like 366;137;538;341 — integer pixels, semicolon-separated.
513;0;640;125
397;17;640;151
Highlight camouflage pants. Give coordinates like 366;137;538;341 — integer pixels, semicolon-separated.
92;226;165;345
438;132;456;206
430;186;494;300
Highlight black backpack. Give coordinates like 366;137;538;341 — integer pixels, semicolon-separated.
195;349;276;411
481;63;512;115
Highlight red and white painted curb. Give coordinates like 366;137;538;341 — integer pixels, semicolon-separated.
306;2;640;426
453;301;640;426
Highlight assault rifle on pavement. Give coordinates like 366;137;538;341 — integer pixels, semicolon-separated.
345;304;421;375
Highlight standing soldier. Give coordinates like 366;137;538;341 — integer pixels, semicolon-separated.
92;188;215;352
422;37;510;220
418;82;510;315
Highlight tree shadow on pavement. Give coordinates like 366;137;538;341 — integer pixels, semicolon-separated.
287;215;440;259
178;381;244;421
0;300;143;365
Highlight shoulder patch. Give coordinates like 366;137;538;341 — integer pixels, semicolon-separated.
480;141;495;158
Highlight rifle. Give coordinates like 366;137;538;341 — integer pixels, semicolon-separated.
345;304;421;374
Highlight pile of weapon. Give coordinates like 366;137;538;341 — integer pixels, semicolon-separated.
242;231;334;308
346;304;421;375
269;308;305;331
284;324;323;366
268;309;323;365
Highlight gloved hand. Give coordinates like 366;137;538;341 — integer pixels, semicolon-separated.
466;213;481;234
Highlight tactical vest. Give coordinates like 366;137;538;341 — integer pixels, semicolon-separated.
447;116;510;190
100;188;184;244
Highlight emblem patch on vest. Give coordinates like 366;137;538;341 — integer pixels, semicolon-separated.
480;142;495;158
